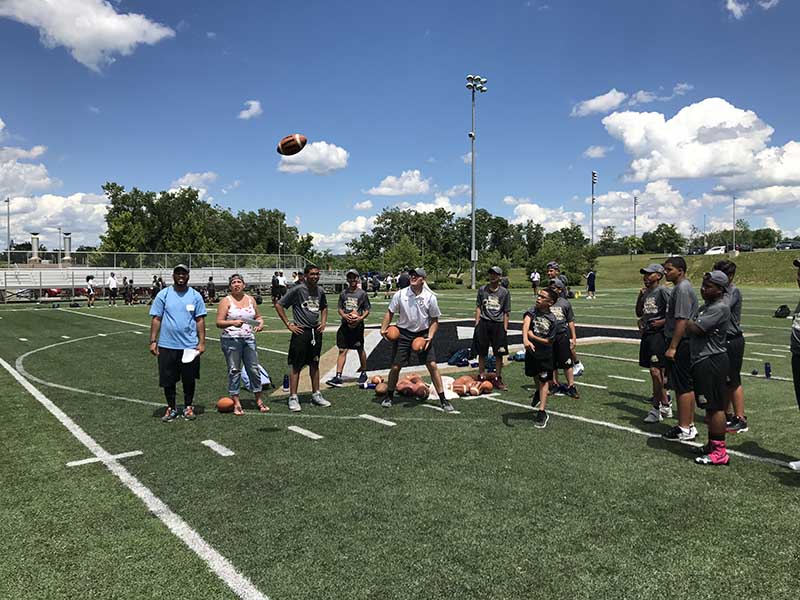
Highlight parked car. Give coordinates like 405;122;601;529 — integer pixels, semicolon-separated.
738;243;753;252
776;241;799;250
687;247;705;255
704;246;727;255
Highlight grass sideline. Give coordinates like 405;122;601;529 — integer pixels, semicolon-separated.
1;286;800;599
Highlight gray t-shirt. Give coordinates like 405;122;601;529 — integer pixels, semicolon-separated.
791;300;800;356
690;300;730;365
721;284;742;338
338;288;371;325
638;285;671;332
476;284;511;322
278;283;328;329
550;297;574;336
524;307;557;355
665;278;698;340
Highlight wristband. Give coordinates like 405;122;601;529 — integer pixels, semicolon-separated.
150;340;157;344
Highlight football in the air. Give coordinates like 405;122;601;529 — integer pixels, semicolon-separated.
217;396;234;413
277;133;307;156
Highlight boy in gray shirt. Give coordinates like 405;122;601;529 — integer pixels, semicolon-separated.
474;266;511;390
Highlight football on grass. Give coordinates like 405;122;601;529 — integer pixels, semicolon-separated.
277;133;307;156
217;396;234;413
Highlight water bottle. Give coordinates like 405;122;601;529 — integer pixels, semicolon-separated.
764;362;772;379
282;374;290;392
359;382;377;390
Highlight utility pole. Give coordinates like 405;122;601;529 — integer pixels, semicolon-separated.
591;171;598;245
466;74;488;289
631;195;638;262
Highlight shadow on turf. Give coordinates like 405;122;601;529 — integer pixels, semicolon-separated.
501;410;537;428
150;405;207;417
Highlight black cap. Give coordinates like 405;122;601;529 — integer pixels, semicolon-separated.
346;268;359;277
549;278;566;291
546;261;560;270
409;267;427;278
640;263;665;275
173;264;190;273
703;270;729;288
488;266;502;275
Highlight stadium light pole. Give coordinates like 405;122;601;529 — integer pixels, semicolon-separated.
466;74;487;290
631;195;638;262
732;194;736;252
57;226;62;265
4;197;9;266
591;171;598;245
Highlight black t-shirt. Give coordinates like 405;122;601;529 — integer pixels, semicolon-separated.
398;273;411;289
524;307;557;356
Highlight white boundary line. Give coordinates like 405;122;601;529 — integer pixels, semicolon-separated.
19;337;28;341
486;396;791;468
67;450;143;467
287;425;323;440
0;356;269;600
579;351;639;363
358;414;397;427
608;374;645;383
420;403;461;415
575;381;609;390
752;352;787;358
201;440;236;457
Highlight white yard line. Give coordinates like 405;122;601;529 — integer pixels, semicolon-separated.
752;352;786;358
574;381;609;389
608;375;646;383
67;450;143;468
287;425;324;440
60;335;70;339
19;337;28;341
486;396;791;468
201;440;236;457
420;403;461;415
358;414;397;427
579;351;639;363
0;356;269;600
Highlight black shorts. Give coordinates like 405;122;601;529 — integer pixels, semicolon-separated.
525;349;554;382
474;319;509;357
109;288;118;299
271;287;280;300
726;334;744;388
692;353;730;412
288;328;323;369
157;347;200;388
553;333;573;370
587;284;596;293
639;331;666;368
665;338;693;395
336;322;365;350
391;327;436;366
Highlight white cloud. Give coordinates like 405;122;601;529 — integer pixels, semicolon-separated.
461;152;472;164
443;184;469;197
169;171;218;200
571;88;628;117
1;139;58;198
627;82;693;106
278;141;349;175
206;31;216;39
719;140;800;189
354;199;373;210
88;105;101;114
0;117;5;140
366;169;431;196
395;195;470;217
0;0;175;72
6;192;109;248
758;0;780;8
726;0;748;19
310;215;376;253
583;145;612;159
0;145;47;161
510;202;585;231
503;195;527;206
237;100;262;120
220;180;240;195
735;185;800;215
294;216;301;227
602;97;773;181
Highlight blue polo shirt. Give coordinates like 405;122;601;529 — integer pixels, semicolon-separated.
149;286;207;350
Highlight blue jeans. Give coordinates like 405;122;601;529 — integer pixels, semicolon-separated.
220;336;261;395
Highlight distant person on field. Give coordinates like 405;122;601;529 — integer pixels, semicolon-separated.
271;271;280;305
383;273;393;299
207;276;216;304
372;273;381;298
636;264;672;424
474;266;511;391
150;275;159;304
523;287;559;429
548;279;580;399
216;273;268;415
85;275;96;308
106;272;118;306
277;271;288;298
149;264;207;423
397;267;411;289
275;264;331;412
530;269;540;293
327;269;371;388
122;276;132;305
585;269;596;300
547;261;584;375
788;257;800;471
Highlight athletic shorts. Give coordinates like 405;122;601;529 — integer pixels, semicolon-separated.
525;348;554;382
271;287;280;300
157;347;200;388
792;353;800;411
639;331;666;368
336;322;365;350
665;338;693;395
692;352;730;412
288;328;323;369
109;288;118;299
587;284;596;293
473;319;509;357
391;327;436;366
726;334;744;388
553;333;573;370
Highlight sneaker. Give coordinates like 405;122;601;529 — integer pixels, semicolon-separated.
311;393;331;407
440;399;456;413
183;406;196;421
326;376;344;387
694;441;730;466
494;378;508;392
662;424;698;442
161;407;179;422
358;371;368;385
643;407;663;423
288;396;302;412
565;385;580;399
689;442;712;455
573;362;584;377
553;384;567;396
660;403;673;419
725;413;735;428
726;416;749;434
381;397;393;408
788;460;800;471
530;390;540;409
533;410;549;429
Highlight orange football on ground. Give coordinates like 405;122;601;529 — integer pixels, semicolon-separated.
277;133;308;156
217;397;234;413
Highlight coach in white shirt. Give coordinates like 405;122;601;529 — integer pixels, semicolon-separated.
106;272;119;306
379;267;454;412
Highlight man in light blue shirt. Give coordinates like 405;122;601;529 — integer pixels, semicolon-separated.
149;264;207;422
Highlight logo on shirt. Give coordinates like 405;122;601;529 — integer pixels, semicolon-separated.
303;298;321;313
550;306;564;322
344;297;359;312
643;296;659;315
483;295;501;312
532;316;551;336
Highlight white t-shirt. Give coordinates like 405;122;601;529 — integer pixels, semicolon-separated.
277;275;287;286
530;271;540;283
388;286;441;332
106;276;118;289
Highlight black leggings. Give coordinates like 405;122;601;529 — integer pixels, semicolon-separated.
793;353;800;411
164;376;197;408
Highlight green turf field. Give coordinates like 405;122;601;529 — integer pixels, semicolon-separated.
1;285;800;600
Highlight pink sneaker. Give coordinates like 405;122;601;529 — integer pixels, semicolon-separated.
695;440;730;466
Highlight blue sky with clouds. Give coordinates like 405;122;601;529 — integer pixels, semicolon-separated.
1;0;799;251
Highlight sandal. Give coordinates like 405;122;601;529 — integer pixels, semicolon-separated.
257;400;270;413
234;406;245;416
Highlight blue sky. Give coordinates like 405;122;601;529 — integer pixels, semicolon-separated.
1;0;799;251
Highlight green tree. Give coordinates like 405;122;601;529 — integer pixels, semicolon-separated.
383;235;421;273
641;223;685;254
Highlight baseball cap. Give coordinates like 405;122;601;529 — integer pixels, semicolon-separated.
793;258;800;268
345;268;359;277
640;263;665;275
409;267;427;278
549;278;566;290
488;266;502;275
173;264;189;273
546;261;560;270
703;270;729;288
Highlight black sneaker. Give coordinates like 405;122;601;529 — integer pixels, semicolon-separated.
358;371;368;385
566;385;580;399
533;410;549;429
326;376;344;387
726;416;749;434
689;442;712;455
440;399;456;413
530;390;540;408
